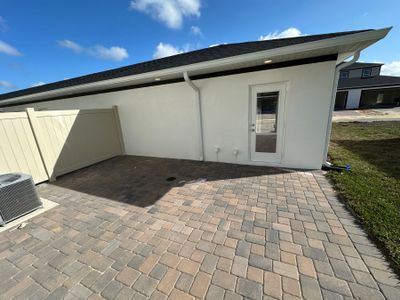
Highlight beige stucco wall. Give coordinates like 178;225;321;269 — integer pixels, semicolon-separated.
8;60;337;169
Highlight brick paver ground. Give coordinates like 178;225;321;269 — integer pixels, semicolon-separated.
0;155;399;299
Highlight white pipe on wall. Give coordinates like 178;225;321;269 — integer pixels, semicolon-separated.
183;72;205;161
322;51;360;165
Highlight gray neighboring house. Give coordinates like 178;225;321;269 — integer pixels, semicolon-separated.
335;62;400;110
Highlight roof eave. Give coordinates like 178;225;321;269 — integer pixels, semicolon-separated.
0;27;391;107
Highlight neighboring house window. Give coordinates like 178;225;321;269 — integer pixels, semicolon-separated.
340;71;349;79
362;67;372;78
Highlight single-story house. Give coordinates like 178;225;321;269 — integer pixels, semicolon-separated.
0;28;391;170
335;62;400;109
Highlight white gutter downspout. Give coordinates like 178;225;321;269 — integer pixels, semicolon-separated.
184;72;205;161
322;51;360;166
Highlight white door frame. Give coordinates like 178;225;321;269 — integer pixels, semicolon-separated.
249;82;287;163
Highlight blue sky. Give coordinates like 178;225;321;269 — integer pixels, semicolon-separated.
1;0;400;93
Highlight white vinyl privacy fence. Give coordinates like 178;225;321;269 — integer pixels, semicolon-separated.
0;111;49;183
0;106;124;184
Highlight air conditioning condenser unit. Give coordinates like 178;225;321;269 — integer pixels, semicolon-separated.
0;173;42;226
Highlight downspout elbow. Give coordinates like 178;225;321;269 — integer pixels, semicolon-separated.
184;72;200;93
322;51;361;168
336;51;361;72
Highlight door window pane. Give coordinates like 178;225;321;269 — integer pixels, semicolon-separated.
255;91;278;153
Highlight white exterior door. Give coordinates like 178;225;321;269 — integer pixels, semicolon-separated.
250;82;286;163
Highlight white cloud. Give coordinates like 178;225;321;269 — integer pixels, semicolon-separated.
381;61;400;76
87;46;129;61
153;42;184;59
130;0;201;29
0;80;17;89
190;26;202;36
31;82;46;87
259;27;303;40
58;39;83;53
0;40;21;56
58;40;129;61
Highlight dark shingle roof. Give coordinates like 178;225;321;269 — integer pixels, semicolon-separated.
0;29;370;102
338;75;400;90
342;62;383;71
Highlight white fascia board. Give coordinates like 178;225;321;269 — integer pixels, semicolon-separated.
1;27;391;106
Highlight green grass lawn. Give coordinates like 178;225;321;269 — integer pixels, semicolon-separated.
328;121;400;268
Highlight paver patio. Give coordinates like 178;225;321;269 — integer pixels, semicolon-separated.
0;156;399;299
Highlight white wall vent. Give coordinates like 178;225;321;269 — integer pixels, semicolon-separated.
0;173;42;226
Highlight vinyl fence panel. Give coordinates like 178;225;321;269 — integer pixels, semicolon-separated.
0;106;124;184
0;112;49;183
28;107;124;180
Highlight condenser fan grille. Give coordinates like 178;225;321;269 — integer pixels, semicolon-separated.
0;173;42;225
